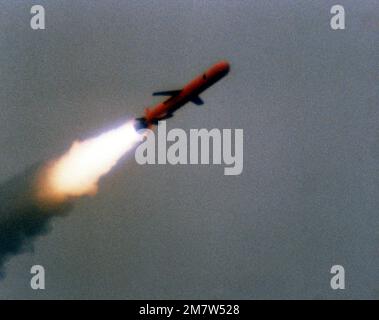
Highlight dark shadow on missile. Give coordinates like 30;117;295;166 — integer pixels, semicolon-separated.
0;164;72;278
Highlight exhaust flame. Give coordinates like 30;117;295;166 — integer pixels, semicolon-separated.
37;121;142;204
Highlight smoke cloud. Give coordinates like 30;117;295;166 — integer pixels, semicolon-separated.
0;164;72;278
0;120;142;277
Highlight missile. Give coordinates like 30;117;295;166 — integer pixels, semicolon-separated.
134;60;230;130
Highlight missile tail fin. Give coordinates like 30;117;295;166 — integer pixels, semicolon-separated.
152;90;181;97
191;96;204;105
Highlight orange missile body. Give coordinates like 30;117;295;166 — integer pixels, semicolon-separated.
135;60;230;130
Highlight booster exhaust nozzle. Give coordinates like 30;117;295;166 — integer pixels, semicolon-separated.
134;117;149;131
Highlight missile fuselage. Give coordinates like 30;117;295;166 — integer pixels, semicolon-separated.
135;61;230;130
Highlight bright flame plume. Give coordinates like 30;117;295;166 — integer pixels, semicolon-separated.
37;121;143;204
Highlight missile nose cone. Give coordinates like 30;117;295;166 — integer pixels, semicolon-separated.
215;60;230;75
220;60;230;71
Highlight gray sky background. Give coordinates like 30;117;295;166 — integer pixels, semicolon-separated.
0;0;378;299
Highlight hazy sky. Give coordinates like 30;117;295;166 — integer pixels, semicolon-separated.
0;0;378;299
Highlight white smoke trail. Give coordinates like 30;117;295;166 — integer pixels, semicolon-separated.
37;120;143;204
